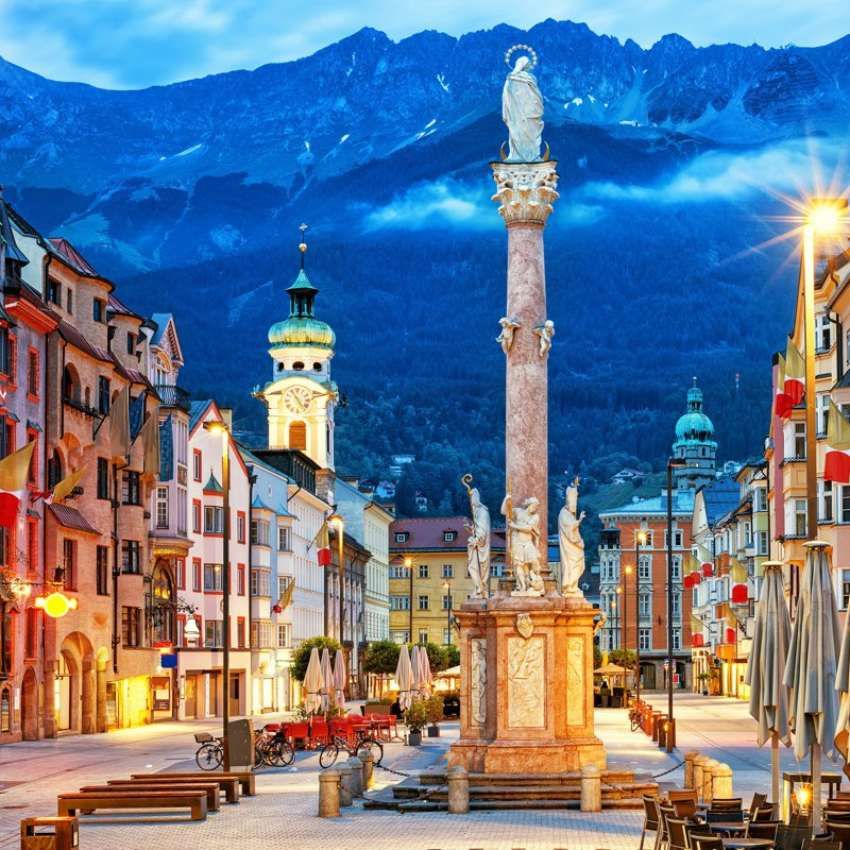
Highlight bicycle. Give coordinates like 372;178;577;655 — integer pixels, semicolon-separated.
319;732;383;769
194;732;223;770
254;728;295;768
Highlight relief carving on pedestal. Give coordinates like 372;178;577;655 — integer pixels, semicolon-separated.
507;635;545;728
566;636;585;727
470;639;487;726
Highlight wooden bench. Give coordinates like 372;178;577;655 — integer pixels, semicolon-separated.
131;771;255;796
58;789;207;821
82;783;221;811
108;776;239;804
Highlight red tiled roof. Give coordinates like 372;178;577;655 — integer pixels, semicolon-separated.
57;319;112;364
49;238;98;276
48;504;100;535
389;515;506;552
107;293;142;320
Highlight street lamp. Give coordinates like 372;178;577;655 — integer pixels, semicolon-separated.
666;455;687;752
634;529;648;703
442;579;453;645
329;513;345;646
405;556;413;644
203;419;231;769
802;198;849;545
616;585;624;651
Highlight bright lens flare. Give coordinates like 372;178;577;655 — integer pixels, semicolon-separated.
808;201;847;234
34;591;78;618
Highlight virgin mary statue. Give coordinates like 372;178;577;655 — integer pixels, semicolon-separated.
502;54;544;162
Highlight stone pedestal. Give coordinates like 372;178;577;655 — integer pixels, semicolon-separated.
449;595;605;774
492;160;559;565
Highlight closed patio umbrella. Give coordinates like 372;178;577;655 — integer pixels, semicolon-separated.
320;648;334;713
420;646;433;697
333;649;347;709
410;645;423;699
784;541;841;833
745;561;792;804
303;647;324;715
396;644;414;712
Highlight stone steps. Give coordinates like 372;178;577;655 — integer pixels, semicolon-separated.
417;769;643;787
426;783;655;803
389;797;646;813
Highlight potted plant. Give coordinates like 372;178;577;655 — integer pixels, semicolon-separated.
405;699;428;746
425;695;444;737
696;672;710;696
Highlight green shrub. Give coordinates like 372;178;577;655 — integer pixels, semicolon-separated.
363;640;400;674
291;636;342;682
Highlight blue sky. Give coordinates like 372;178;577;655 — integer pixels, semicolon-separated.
1;0;848;89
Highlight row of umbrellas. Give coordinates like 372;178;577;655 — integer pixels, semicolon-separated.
303;647;347;714
745;541;849;833
394;644;433;712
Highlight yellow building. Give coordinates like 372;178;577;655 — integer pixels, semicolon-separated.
388;517;506;645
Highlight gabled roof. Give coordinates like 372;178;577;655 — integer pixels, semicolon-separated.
48;504;100;535
57;319;112;364
48;238;98;277
189;399;213;431
389;515;506;552
251;493;274;512
150;312;185;365
108;293;142;321
204;472;223;493
599;488;696;519
700;478;741;526
0;194;28;266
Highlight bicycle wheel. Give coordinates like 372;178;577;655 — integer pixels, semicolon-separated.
356;738;383;766
196;742;223;770
254;741;267;768
319;743;339;769
274;740;295;767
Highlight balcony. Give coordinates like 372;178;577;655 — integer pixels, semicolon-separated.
155;384;191;412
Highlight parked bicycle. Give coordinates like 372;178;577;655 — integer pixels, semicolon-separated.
194;732;223;770
319;731;383;769
254;727;295;768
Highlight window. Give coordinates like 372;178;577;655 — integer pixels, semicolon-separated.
97;458;109;500
126;332;134;355
842;569;850;610
639;628;651;651
204;563;223;592
842;486;850;524
204;505;224;534
794;422;806;459
192;500;201;534
417;595;429;610
26;430;37;484
47;278;61;305
66;288;73;314
278;527;291;551
192;558;202;592
237;563;246;596
394;532;408;543
236;511;246;544
794;499;807;537
638;555;651;580
25;608;38;659
0;328;9;377
96;546;109;595
418;630;429;644
237;617;246;649
27;349;39;397
820;480;834;523
389;595;410;610
62;539;76;590
156;487;169;528
250;569;270;597
443;531;456;542
754;487;767;512
441;563;453;578
250;518;269;545
672;592;681;618
672;627;681;651
389;564;410;579
122;540;141;573
93;298;106;323
98;375;110;415
205;620;223;648
122;470;140;505
192;449;202;481
122;607;141;647
47;451;63;489
442;594;452;610
639;592;651;617
277;624;292;648
288;421;307;451
176;559;186;590
757;530;768;556
817;313;832;351
818;393;831;436
418;564;429;579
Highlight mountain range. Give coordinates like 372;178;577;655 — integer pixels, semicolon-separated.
1;18;843;521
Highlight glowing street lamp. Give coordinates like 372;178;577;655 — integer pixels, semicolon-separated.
634;528;648;704
34;591;78;619
328;513;345;646
404;555;413;643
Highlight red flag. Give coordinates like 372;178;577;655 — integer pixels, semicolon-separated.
0;442;35;527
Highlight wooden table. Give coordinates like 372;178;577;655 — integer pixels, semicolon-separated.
722;839;775;850
710;822;748;835
782;770;843;822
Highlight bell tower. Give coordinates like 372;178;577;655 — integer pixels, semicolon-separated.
256;225;337;469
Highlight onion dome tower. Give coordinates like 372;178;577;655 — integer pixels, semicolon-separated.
672;379;717;489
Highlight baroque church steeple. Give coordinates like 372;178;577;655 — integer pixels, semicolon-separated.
672;378;717;489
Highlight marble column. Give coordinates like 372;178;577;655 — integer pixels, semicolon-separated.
492;160;559;563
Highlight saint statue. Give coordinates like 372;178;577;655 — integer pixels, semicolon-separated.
558;477;586;597
462;477;491;598
502;47;544;163
501;492;545;597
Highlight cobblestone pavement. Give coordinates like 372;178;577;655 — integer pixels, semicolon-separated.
0;694;783;850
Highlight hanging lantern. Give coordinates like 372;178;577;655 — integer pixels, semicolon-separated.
691;633;705;647
701;563;714;577
731;584;749;605
725;627;736;644
318;547;331;567
272;604;282;614
34;592;78;619
684;574;695;589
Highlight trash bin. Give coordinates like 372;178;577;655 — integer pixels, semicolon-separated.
20;816;79;849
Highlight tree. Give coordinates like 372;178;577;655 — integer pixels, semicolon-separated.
593;644;602;670
609;648;637;668
444;645;460;668
291;636;342;682
363;640;400;675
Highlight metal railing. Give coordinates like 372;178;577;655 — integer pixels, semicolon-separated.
154;384;191;411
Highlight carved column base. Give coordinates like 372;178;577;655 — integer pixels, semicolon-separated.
449;595;606;775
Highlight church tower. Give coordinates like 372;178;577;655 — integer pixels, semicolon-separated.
672;379;717;490
258;226;337;469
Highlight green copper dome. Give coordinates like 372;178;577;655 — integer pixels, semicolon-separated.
674;385;715;442
268;264;335;350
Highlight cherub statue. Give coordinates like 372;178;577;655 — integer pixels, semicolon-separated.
497;316;521;354
534;320;555;358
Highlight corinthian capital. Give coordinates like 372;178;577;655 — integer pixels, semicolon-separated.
491;160;559;226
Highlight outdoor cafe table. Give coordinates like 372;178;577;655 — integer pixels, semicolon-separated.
781;771;843;822
722;839;775;850
710;822;749;836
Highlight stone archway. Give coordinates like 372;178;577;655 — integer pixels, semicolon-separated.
57;631;95;734
21;667;39;740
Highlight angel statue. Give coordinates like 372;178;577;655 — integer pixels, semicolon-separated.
497;316;521;355
501;490;545;597
462;474;491;598
502;45;544;163
558;477;586;597
534;320;555;358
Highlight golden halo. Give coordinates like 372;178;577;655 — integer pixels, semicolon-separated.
504;44;538;70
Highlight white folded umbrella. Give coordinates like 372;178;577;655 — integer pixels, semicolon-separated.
333;649;347;709
303;647;324;715
396;644;414;712
320;648;334;714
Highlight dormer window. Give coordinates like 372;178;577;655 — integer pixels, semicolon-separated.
313;362;322;372
443;531;456;542
394;532;408;543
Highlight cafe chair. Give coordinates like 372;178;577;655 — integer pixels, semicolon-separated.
639;795;661;850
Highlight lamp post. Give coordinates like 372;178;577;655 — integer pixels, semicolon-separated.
616;585;624;652
329;514;345;646
405;556;413;644
634;529;647;703
802;199;849;543
204;420;231;769
666;455;687;752
442;579;452;645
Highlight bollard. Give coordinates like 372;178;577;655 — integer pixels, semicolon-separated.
581;764;602;813
693;755;708;801
714;762;733;799
362;751;375;791
447;765;470;814
651;712;662;741
338;763;353;807
702;759;718;803
318;769;341;818
684;752;699;790
347;757;363;798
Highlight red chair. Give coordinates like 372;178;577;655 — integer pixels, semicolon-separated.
309;718;330;748
285;721;310;749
